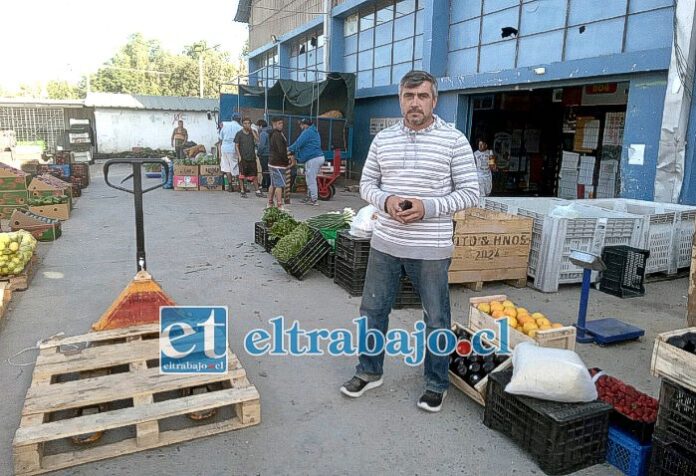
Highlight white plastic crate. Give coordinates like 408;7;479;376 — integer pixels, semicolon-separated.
579;198;696;273
482;197;644;292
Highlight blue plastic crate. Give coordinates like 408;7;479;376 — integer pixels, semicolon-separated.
606;426;652;476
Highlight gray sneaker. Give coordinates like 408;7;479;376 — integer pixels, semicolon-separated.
340;376;383;398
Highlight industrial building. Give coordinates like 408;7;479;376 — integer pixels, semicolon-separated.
234;0;696;204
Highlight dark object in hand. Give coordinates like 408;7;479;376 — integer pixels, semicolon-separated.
399;200;413;210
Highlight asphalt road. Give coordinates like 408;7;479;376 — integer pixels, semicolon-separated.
0;163;688;475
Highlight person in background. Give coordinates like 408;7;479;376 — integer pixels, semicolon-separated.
267;117;295;209
288;118;325;206
339;70;480;412
171;120;188;159
256;119;271;191
473;138;495;197
219;113;243;192
234;118;264;198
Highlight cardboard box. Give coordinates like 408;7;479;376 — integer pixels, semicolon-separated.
174;175;199;191
0;190;28;206
28;203;70;221
174;164;199;176
199;175;223;191
199;164;221;176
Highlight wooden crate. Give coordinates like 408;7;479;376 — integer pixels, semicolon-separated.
0;281;12;323
449;208;532;290
0;255;38;291
12;324;261;475
449;322;512;406
468;294;576;351
650;327;696;394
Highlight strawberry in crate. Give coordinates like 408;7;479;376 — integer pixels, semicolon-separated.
589;368;658;443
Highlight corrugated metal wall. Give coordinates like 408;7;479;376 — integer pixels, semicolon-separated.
249;0;345;51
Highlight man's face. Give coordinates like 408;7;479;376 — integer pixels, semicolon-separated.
399;81;437;128
273;121;284;131
178;121;183;127
300;123;308;130
479;141;488;151
243;120;251;131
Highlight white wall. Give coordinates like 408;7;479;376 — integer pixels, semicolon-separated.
94;108;219;153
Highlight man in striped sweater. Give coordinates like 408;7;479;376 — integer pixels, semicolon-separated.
340;70;480;412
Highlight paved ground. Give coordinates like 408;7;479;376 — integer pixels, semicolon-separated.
0;162;689;475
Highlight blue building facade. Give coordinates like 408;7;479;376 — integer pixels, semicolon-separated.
241;0;695;202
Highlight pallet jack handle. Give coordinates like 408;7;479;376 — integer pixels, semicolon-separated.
103;158;169;273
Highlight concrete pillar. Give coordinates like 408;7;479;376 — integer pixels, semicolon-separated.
278;43;291;80
421;0;449;77
329;16;345;73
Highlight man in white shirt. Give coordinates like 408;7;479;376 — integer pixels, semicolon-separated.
219;113;243;192
473;139;495;196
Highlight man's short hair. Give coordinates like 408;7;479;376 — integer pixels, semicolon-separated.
257;119;268;128
242;117;252;124
399;70;438;99
271;116;284;124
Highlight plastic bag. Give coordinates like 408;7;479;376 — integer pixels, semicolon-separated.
349;204;378;238
504;342;598;403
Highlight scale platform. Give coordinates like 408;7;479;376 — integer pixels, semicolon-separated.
581;318;645;345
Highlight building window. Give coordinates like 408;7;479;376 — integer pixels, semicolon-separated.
288;28;325;81
255;47;279;88
344;0;424;89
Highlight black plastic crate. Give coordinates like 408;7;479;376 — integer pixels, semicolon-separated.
484;370;612;475
393;277;421;309
264;234;279;253
278;229;331;280
335;230;371;267
599;246;650;298
315;250;335;278
254;221;266;247
334;260;366;296
650;433;696;476
656;379;696;453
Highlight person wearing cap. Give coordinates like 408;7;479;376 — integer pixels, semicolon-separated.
219;113;243;192
288;118;325;205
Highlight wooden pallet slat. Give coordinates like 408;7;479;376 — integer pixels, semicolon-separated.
0;254;38;292
13;325;261;476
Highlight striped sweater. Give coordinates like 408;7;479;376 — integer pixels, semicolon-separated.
360;115;480;260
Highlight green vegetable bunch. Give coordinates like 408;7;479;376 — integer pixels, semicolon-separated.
28;195;68;206
262;207;290;227
270;217;299;239
306;208;355;230
272;223;312;263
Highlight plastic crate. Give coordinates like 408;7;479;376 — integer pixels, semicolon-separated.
606;426;652;476
277;229;331;280
393;277;421;309
335;230;371;268
314;250;335;278
649;433;696;476
254;221;266;247
484;370;612;475
264;234;278;253
483;197;644;292
656;379;696;453
599;246;650;298
334;260;366;296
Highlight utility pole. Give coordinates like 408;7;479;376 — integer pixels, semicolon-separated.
323;0;331;75
199;53;204;98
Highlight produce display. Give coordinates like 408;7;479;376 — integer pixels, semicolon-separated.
306;208;355;230
262;207;290;228
174;155;217;166
272;223;312;263
474;299;565;337
27;195;69;206
666;331;696;355
590;370;658;425
269;217;299;240
0;230;37;276
449;327;508;388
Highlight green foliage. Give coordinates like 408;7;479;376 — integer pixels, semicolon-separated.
46;80;85;99
272;223;312;263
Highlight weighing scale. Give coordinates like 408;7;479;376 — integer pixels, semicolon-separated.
569;250;645;345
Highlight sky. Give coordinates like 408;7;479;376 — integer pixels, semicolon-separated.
0;0;249;91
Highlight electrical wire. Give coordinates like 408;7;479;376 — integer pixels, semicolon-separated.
672;0;694;99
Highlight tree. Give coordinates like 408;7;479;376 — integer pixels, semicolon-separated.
90;33;242;97
46;80;84;99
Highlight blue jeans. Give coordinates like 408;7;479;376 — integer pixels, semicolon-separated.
304;156;325;201
355;248;452;394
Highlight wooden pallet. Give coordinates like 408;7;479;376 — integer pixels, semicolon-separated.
449;271;527;292
12;324;261;475
0;254;38;291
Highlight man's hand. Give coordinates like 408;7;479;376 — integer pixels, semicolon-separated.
385;195;408;224
396;198;425;223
